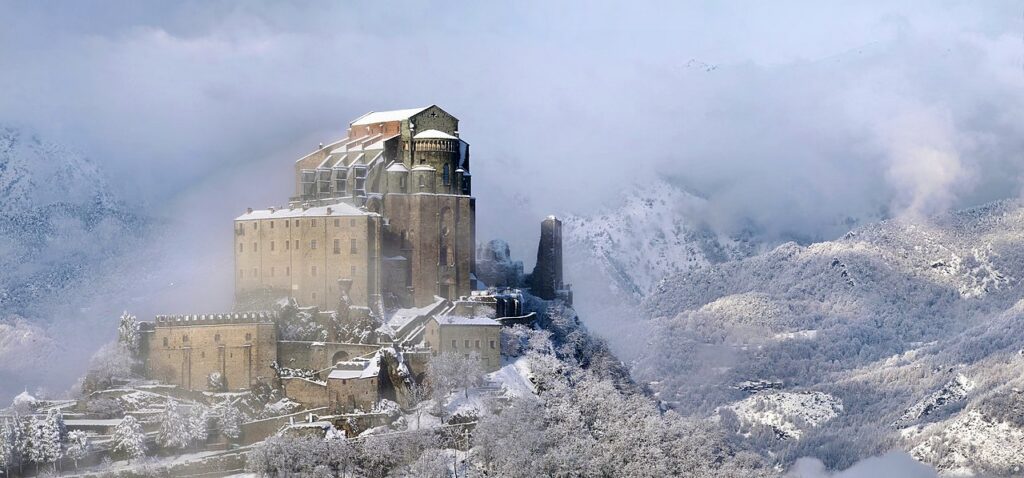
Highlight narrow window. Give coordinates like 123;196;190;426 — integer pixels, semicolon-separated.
443;164;451;186
310;239;318;250
311;265;317;277
270;221;274;229
311;219;317;227
350;239;357;254
285;220;290;228
334;219;340;227
452;340;457;349
294;240;299;250
294;219;299;227
464;339;470;348
238;243;244;253
245;333;252;341
286;266;290;276
270;241;275;251
350;265;356;277
252;242;257;252
252;223;257;230
183;335;189;343
334;239;341;254
490;340;496;349
475;340;480;349
163;337;168;347
286;240;290;250
350;219;356;227
214;334;220;342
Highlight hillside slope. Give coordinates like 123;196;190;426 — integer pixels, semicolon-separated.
634;200;1024;474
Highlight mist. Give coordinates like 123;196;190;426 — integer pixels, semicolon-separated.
0;0;1022;401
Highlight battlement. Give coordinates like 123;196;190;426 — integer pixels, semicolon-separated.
152;311;278;327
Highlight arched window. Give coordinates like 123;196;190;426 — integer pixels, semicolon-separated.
442;164;451;186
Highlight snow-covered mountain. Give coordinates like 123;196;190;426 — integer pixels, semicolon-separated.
0;127;150;400
563;180;763;301
0;127;146;318
633;200;1024;475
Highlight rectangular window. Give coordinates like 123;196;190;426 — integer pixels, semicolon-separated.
285;220;290;228
252;223;257;230
475;340;480;348
245;333;252;341
294;219;299;227
286;240;290;250
311;265;317;277
350;265;356;277
490;340;496;349
334;239;341;254
311;239;318;250
464;339;470;348
334;219;340;227
286;266;290;276
350;239;357;254
270;221;274;229
238;243;244;253
452;340;457;349
252;242;257;252
311;219;317;227
294;240;299;250
270;241;275;251
350;219;356;227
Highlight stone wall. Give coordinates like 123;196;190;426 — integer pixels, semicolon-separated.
276;341;381;371
145;318;277;392
424;319;501;372
281;377;329;408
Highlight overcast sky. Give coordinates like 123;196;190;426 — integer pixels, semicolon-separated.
1;0;1022;258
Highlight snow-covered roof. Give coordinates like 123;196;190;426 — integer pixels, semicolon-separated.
237;202;370;220
351;107;430;126
411;164;436;172
327;357;380;380
413;129;458;140
432;315;501;327
65;418;124;427
386;162;409;173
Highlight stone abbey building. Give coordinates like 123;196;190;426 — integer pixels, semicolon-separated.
235;105;474;312
139;106;564;414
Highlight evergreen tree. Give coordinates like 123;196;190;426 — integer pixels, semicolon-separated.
156;401;191;450
188;406;209;448
0;419;15;477
65;430;90;470
28;412;60;471
117;311;140;356
111;415;146;463
217;402;243;440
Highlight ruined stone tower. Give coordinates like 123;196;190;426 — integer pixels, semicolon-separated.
528;216;567;301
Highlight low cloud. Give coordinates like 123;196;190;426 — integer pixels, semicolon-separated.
788;452;938;478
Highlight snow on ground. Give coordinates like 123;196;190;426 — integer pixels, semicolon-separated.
725;391;843;440
894;374;975;427
909;409;1024;476
487;356;536;398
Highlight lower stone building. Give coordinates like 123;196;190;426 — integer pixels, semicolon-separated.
423;315;502;372
142;313;278;392
327;359;381;413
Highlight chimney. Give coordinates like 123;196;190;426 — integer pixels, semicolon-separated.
246;207;253;214
318;142;324;150
326;207;333;215
269;207;276;213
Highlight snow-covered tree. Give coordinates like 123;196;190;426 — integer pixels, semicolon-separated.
65;430;90;470
9;392;36;415
117;311;140;356
426;352;485;406
81;342;133;393
27;411;61;471
0;418;17;477
217;401;243;440
111;415;146;463
188;405;209;448
156;401;191;450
